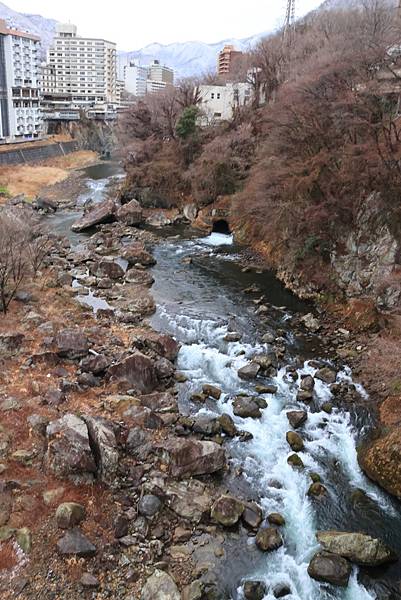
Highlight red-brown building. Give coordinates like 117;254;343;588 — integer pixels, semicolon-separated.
217;45;243;76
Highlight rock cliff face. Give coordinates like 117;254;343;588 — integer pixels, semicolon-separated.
331;193;401;309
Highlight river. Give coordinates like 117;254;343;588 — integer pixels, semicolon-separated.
49;162;401;600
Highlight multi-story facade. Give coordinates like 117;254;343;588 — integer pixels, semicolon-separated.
217;44;243;76
124;62;147;97
198;82;253;124
43;23;117;110
147;59;174;88
0;18;42;143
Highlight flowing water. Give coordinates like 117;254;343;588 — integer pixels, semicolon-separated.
45;163;401;600
149;232;401;600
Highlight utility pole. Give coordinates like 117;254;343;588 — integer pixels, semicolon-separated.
283;0;296;45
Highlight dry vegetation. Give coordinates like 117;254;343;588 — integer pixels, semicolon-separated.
0;150;97;200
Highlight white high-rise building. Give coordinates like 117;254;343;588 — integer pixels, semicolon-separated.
124;62;147;97
0;18;42;143
43;23;117;109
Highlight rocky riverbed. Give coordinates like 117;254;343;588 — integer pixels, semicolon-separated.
0;161;400;600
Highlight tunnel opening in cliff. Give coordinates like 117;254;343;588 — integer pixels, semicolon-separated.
212;220;231;235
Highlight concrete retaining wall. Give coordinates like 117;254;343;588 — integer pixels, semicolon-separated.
0;140;79;166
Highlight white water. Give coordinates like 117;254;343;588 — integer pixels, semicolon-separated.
76;178;109;207
158;307;382;600
149;232;399;599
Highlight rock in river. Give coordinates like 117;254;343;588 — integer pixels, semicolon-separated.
243;580;267;600
116;199;143;226
238;362;260;380
71;198;117;232
308;551;351;587
316;531;397;566
286;410;307;429
286;431;304;452
359;428;401;500
211;495;244;527
233;396;262;419
255;527;283;552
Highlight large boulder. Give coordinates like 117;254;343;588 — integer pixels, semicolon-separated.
315;367;337;385
359;429;401;500
164;480;212;523
141;570;181;600
243;581;267;600
307;551;351;587
45;414;96;482
133;331;180;361
163;438;226;478
286;431;304;452
233;396;262;419
84;416;119;485
211;495;244;527
71;198;117;232
287;411;307;429
55;329;89;360
163;479;212;523
122;242;156;267
116;199;143;226
93;260;125;280
237;363;260;380
316;531;397;566
255;527;283;552
107;352;159;393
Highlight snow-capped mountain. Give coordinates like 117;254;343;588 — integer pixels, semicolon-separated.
118;32;267;79
0;1;57;56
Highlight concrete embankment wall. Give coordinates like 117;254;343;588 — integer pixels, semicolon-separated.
0;140;79;166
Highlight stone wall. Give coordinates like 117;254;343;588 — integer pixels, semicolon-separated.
0;140;79;166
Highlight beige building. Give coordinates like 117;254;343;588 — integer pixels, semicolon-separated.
43;23;117;109
0;18;42;143
147;59;174;89
217;44;243;76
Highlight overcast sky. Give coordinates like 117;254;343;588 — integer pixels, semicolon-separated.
7;0;324;49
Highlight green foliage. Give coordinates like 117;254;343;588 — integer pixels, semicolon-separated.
176;106;199;140
0;186;10;198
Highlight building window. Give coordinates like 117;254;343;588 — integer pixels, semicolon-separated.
217;93;221;99
211;93;215;99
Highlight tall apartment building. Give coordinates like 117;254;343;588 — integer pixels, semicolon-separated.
43;23;117;109
217;45;243;76
124;62;147;97
147;59;174;88
0;18;42;143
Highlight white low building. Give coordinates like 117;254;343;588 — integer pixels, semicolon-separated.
198;82;253;124
0;18;42;143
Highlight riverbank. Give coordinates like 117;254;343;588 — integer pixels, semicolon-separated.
0;165;243;600
0;150;98;201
